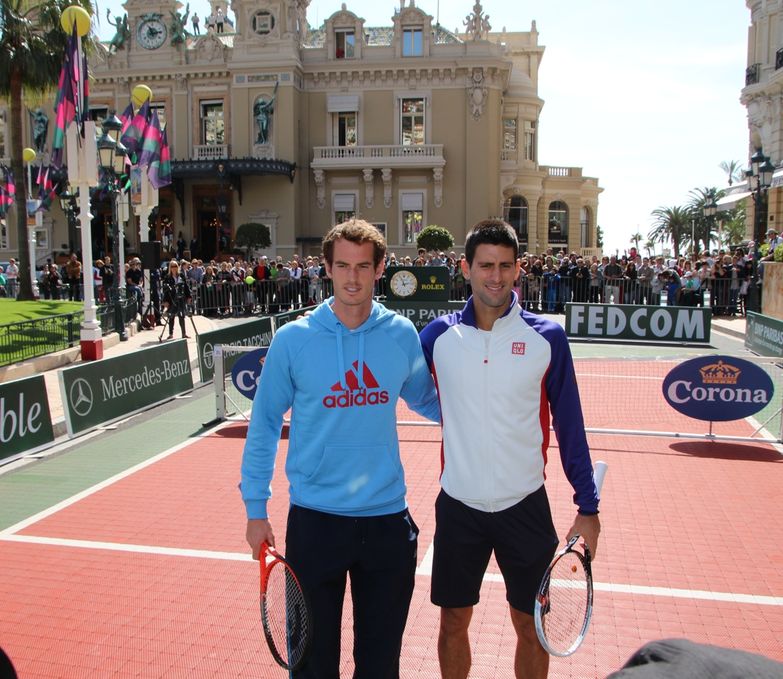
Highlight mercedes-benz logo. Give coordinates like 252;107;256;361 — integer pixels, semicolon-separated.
69;378;94;417
203;342;214;370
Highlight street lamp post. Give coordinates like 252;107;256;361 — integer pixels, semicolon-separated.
58;188;79;254
97;112;129;342
745;148;775;313
703;198;718;256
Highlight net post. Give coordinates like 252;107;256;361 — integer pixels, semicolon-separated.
214;344;226;421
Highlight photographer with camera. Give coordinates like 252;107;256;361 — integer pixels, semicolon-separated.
162;260;192;340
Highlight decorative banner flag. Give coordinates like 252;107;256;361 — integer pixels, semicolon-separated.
137;109;162;170
35;165;59;213
0;167;15;218
51;24;89;167
147;124;172;189
120;100;150;159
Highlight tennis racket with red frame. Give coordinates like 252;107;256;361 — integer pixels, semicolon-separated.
534;460;608;656
259;542;312;671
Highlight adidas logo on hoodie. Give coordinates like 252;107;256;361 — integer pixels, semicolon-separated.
322;361;390;408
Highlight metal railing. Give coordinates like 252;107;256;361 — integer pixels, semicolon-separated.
0;312;82;367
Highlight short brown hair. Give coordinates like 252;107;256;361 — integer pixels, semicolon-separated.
322;219;386;267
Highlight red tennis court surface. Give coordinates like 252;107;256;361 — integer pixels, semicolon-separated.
1;400;782;678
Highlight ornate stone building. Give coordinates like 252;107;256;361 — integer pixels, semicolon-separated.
0;0;601;262
742;0;783;231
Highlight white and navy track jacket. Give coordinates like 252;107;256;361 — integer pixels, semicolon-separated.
419;294;599;515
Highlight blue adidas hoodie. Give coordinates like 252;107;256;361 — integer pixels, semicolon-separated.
241;299;440;519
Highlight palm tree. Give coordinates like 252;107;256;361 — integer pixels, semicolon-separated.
719;160;744;187
644;239;655;257
0;0;94;300
687;186;723;254
629;232;642;252
649;205;691;259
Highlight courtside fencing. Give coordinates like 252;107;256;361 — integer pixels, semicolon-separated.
212;348;782;445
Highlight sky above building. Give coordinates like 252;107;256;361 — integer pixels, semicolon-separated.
95;0;751;255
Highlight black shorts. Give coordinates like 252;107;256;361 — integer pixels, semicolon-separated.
431;486;558;614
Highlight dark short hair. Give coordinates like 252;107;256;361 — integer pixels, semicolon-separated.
322;219;387;267
464;219;519;265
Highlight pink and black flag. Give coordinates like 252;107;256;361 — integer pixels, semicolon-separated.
120;100;150;160
137;108;162;170
51;24;89;167
147;125;172;189
0;167;15;218
35;165;59;213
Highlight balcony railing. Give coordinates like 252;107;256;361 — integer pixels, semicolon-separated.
194;144;231;161
746;63;761;86
312;144;445;170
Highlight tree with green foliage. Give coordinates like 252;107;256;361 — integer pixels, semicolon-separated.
0;0;94;300
687;186;723;254
234;222;271;259
719;159;743;187
629;232;642;251
416;224;454;253
649;205;691;259
596;224;604;249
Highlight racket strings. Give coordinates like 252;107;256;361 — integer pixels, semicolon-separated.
262;563;310;668
539;552;590;655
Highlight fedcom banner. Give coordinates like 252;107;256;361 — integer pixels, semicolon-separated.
0;374;55;462
60;340;193;437
565;304;712;343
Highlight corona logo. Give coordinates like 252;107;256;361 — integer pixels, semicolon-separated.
699;360;740;385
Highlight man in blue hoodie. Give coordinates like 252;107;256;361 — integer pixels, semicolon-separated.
241;219;440;678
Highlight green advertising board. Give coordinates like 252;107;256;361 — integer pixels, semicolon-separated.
565;304;712;343
383;300;465;331
745;312;783;358
0;374;55;462
60;340;193;437
274;305;317;330
197;317;274;382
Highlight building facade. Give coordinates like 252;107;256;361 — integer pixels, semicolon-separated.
0;0;601;263
742;0;783;231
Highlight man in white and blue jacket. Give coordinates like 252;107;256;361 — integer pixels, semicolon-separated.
241;220;440;678
420;219;601;679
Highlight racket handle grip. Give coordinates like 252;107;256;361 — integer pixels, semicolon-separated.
593;460;608;496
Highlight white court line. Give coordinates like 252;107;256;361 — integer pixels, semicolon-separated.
0;534;252;562
414;543;783;607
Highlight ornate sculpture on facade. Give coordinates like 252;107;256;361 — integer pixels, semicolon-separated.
467;67;488;120
463;1;491;41
382;168;393;208
31;108;49;153
171;3;191;46
313;169;325;209
106;10;131;53
433;167;443;207
747;94;779;151
254;83;278;144
363;168;374;208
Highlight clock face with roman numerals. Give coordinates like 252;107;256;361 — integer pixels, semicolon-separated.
137;17;167;50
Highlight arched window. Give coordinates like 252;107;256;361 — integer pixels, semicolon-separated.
548;201;568;245
503;195;528;243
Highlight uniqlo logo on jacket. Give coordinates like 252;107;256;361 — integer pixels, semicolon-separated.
512;342;526;355
322;361;390;408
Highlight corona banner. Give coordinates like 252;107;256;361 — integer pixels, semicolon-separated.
662;355;774;421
